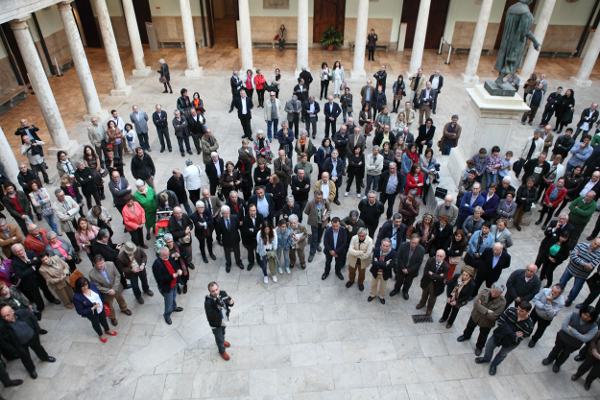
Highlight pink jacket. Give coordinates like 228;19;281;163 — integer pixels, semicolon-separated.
122;202;146;232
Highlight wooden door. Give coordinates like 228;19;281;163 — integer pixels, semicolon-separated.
132;0;152;44
74;0;102;48
401;0;451;49
313;0;346;44
494;0;537;49
1;23;29;85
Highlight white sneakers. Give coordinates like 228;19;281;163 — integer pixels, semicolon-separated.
344;192;349;197
357;193;361;198
277;267;283;274
285;267;291;274
272;275;278;283
263;276;268;284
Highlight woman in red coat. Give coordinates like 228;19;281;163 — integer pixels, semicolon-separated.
122;194;148;249
254;69;266;108
405;163;424;196
536;177;567;229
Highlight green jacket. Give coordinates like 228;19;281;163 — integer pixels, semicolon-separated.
340;217;366;243
569;197;597;225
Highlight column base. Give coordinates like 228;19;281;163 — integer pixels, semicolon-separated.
184;68;203;78
83;109;110;122
461;73;479;84
47;140;80;158
132;67;152;77
110;86;133;97
351;69;366;80
569;76;593;87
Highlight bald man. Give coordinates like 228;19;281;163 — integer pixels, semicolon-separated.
504;264;541;310
473;242;512;295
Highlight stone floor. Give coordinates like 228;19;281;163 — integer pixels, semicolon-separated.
2;46;600;400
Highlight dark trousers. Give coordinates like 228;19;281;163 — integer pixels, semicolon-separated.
548;333;581;366
325;251;345;275
85;191;102;211
366;222;379;238
380;192;397;219
190;132;202;153
320;80;329;100
580;284;600;309
462;316;491;349
22;286;45;311
590;213;600;238
541;109;555;125
537;204;557;226
539;258;560;287
257;89;265;107
296;199;308;223
65;231;81;252
224;243;242;267
576;350;600;384
325;118;336;139
393;272;415;294
310;224;325;255
243;243;258;266
177;136;191;154
199;233;214;257
368;49;375;61
522;105;540;123
36;271;57;303
18;334;49;372
188;189;201;207
441;303;461;325
85;309;110;336
0;359;12;387
163;79;172;92
129;227;145;247
212;326;227;354
31;163;49;184
472;273;495;296
129;269;150;299
156;127;172;151
289;116;299;138
346;170;363;194
432;90;439;113
94;145;106;168
137;132;150;150
574;127;591;142
240;118;253;139
333;178;342;202
530;308;553;342
306;118;317;138
570;222;588;249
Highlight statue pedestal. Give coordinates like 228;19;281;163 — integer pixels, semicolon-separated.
447;85;530;186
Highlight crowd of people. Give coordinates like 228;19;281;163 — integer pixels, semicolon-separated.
2;61;600;395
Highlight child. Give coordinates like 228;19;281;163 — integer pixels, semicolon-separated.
471;148;488;183
485;146;502;190
124;123;137;152
275;219;292;274
499;150;513;179
462;159;476;180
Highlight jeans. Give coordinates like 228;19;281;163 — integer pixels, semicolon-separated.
296;199;308;222
559;268;586;301
43;213;59;234
343;109;353;123
212;326;226;354
310;224;325;255
485;172;498;190
177;136;191;154
400;174;407;194
366;174;380;194
129;269;150;299
85;309;110;336
483;335;518;366
442;143;454;156
277;247;290;269
162;285;178;317
156;127;172;151
267;119;278;140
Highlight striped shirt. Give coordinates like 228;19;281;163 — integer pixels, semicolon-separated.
567;243;600;279
497;307;534;345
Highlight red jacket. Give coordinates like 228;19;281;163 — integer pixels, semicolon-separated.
542;184;567;208
24;228;50;255
254;74;266;90
405;173;424;196
122;202;146;232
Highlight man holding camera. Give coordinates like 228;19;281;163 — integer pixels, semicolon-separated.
205;282;234;360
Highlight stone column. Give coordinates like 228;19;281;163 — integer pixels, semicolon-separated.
408;0;431;77
351;0;369;79
520;0;556;82
0;127;20;185
58;1;105;120
179;0;202;77
122;0;151;76
570;29;600;87
238;0;253;72
461;0;493;83
297;0;309;74
10;18;78;155
94;0;131;96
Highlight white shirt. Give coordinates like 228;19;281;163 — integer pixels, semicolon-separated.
214;161;222;178
111;116;125;131
580;180;597;197
84;290;103;314
257;196;269;217
182;165;202;191
431;76;439;90
241;98;247;114
322;182;330;201
582;109;594;131
331;159;338;178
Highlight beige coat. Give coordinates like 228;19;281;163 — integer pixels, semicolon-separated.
346;235;373;269
52;195;80;233
314;179;337;203
291;224;308;250
38;256;70;291
201;135;220;164
0;225;24;258
89;262;123;302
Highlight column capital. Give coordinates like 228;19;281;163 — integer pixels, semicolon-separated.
58;1;75;11
9;17;31;30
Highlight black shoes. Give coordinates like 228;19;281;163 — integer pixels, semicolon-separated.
202;255;209;263
308;254;314;263
368;296;374;302
475;347;483;356
137;297;145;304
575;354;584;362
238;263;245;270
321;272;328;280
457;335;467;342
535;220;542;225
389;290;398;297
528;340;537;348
52;299;61;305
403;292;409;300
542;357;553;365
45;357;56;363
489;365;497;375
6;379;23;387
552;363;560;373
565;299;573;307
336;272;344;280
29;370;38;379
165;317;172;325
334;199;341;205
210;253;217;260
475;357;488;364
380;298;385;304
587;235;596;241
226;266;231;273
188;263;195;270
144;290;154;296
173;307;183;312
39;329;48;335
146;233;151;240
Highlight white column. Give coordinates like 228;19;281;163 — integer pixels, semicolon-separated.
58;1;105;119
297;0;309;74
461;0;493;83
10;18;78;155
571;30;600;87
520;0;556;83
351;0;369;79
408;0;431;77
179;0;202;77
122;0;151;76
94;0;132;96
0;127;20;185
238;0;253;72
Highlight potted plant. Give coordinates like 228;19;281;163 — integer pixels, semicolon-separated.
321;26;343;51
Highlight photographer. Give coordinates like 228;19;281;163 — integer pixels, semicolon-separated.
21;135;51;185
204;282;234;360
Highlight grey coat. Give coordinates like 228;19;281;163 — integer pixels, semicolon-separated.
284;100;302;122
496;199;517;219
45;240;74;261
130;111;149;134
172;116;189;138
108;176;132;206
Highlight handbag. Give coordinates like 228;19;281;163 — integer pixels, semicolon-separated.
73;253;83;264
159;76;166;84
434;187;448;200
69;269;85;288
365;124;373;134
449;256;462;265
103;304;111;317
505;218;514;229
180;232;192;244
274;34;279;40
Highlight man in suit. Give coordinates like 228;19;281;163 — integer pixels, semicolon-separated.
235;89;254;140
368;239;396;304
273;149;292;189
152;246;183;325
205;152;224;197
323;150;345;205
504;265;541;310
541;87;563;126
456;182;484;230
241;203;263;271
2;183;32;237
429;69;443;114
299;67;313;98
51;189;80;252
497;177;517;200
228;70;242;113
291;168;311;222
347;126;367;160
264;91;281;140
11;243;59;311
419;81;435;125
216;206;244;272
226;191;246;221
305;191;332;262
167;169;191;215
116;241;153;304
574;102;599;142
373;65;387;91
375;213;406;252
186;108;205;155
152;104;172;153
333;125;349;163
130;105;151;151
108;171;132;218
377;162;401;219
293;78;309;103
284;95;302;138
416;118;436;154
323;95;342;139
0;218;24;259
521;82;545;127
201;188;223;244
390;234;426;300
173;110;192;157
89;254;132;326
398;127;415;147
248;186;274;228
90;229;126;290
409;68;427;107
322;217;347;281
417;250;450;315
88;117;107;168
303;95;320;139
360;79;375;107
473;243;512;295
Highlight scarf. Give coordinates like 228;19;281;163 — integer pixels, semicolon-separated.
450;276;470;302
548;185;560;202
61;159;75;176
137;185;148;196
503;198;514;210
300;138;307;146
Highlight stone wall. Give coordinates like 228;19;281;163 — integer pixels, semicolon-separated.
343;17;394;47
0;57;20;97
110;16;131;47
451;22;499;49
250;16;314;45
148;16;210;44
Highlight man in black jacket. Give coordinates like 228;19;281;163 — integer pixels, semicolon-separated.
299;67;313;98
90;228;129;288
152;104;172;153
226;191;246;221
551;128;575;163
377;162;401;219
574;103;599;141
541;87;563;126
390;234;426;300
152;246;183;325
416;118;436;155
234;90;254;140
504;265;541;310
473;243;512;294
375;213;406;252
521;153;550;186
167;169;191;215
205;153;225;197
130;148;156;189
497;176;517;200
241;204;263;271
205;282;234;360
333;125;349;162
11;244;59;311
168;207;194;265
248;187;275;228
14;119;42;144
229;70;242;113
0;307;55;379
358;191;385;237
323;149;345;205
323;96;342;139
216;206;244;272
186;108;205;155
303;96;320;139
291;169;310;222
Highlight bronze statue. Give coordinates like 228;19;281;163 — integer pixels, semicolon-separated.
494;0;541;86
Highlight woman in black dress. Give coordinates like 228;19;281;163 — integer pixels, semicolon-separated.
554;88;575;133
439;265;476;329
345;145;365;198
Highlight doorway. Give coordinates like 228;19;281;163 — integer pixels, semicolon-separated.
1;23;29;85
494;0;537;49
401;0;451;49
313;0;346;44
131;0;152;44
205;0;238;48
74;0;102;48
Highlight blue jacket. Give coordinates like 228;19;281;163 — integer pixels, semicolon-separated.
323;102;342;119
324;226;347;255
568;143;593;167
276;128;294;147
480;192;500;218
73;281;102;317
467;230;495;257
458;191;485;220
401;152;413;176
276;226;292;250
